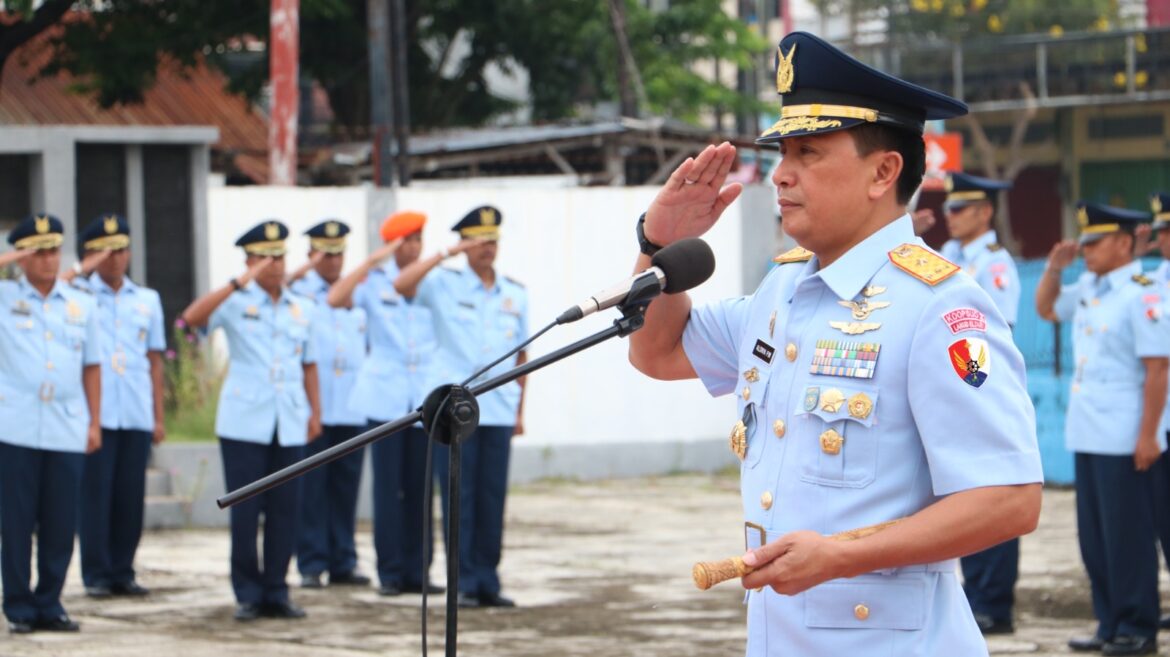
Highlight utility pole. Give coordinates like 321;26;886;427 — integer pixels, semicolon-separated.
389;0;411;186
269;0;299;185
367;0;394;186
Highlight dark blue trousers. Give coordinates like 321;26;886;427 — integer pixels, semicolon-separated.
961;538;1019;621
79;428;152;588
220;436;305;605
1153;440;1170;574
371;424;434;588
1075;452;1160;641
434;425;513;596
0;442;84;624
297;423;364;578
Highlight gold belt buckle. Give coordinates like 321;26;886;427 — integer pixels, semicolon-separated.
744;521;766;551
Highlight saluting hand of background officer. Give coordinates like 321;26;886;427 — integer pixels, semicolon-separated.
0;248;35;269
643;142;742;246
1047;240;1078;271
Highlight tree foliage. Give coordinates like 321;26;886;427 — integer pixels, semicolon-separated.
0;0;768;131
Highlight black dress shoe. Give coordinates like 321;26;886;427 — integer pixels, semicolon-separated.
35;615;80;632
234;603;262;622
262;601;307;619
329;571;371;586
85;584;113;598
456;592;481;608
478;592;516;608
301;573;324;589
401;581;445;595
378;582;402;597
1103;635;1156;656
1160;613;1170;630
7;620;34;634
1069;636;1106;652
111;581;150;597
973;613;1014;635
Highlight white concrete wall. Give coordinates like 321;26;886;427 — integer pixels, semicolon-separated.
206;183;783;461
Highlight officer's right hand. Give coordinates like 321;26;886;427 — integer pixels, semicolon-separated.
1134;224;1154;257
451;237;491;256
643;142;743;246
86;424;102;454
370;238;403;264
239;256;274;286
1047;240;1077;271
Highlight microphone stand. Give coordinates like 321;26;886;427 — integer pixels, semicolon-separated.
216;273;662;657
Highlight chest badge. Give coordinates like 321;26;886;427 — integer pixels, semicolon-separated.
803;386;820;412
743;367;760;383
66;300;83;324
244;305;260;320
819;429;844;455
848;393;873;419
819;388;846;413
829;320;881;336
948;338;991;388
837;298;890;321
11;300;31;317
729;420;747;461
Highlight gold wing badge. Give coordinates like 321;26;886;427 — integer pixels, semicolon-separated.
829;321;881;335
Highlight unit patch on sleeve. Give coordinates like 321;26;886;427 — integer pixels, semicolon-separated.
942;308;987;334
948;338;991;388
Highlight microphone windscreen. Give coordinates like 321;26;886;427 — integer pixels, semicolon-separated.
651;238;716;294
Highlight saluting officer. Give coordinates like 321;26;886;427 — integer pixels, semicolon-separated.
180;220;322;622
395;206;529;609
1036;202;1168;656
65;214;165;599
285;220;371;589
329;211;467;596
0;215;101;634
939;172;1022;634
630;32;1042;656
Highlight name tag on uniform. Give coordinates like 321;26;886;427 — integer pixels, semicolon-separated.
458;301;475;310
10;301;30;317
753;339;775;364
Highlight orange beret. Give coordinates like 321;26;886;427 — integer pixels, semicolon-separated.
380;211;427;242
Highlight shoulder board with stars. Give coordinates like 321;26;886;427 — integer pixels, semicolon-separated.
773;246;813;264
504;275;525;288
986;243;1003;253
887;243;960;286
1133;273;1154;286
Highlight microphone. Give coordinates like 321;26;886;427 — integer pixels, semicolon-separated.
556;237;716;325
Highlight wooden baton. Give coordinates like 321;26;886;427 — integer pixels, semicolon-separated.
691;520;900;590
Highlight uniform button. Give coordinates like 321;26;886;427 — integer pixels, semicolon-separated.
773;419;786;438
760;491;773;510
46;361;54;370
43;303;50;312
785;343;797;361
854;604;870;621
742;386;751;401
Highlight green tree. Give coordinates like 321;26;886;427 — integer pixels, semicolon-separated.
1;0;767;131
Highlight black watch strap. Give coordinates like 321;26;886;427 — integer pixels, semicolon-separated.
636;213;663;256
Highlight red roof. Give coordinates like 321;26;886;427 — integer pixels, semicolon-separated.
0;20;269;181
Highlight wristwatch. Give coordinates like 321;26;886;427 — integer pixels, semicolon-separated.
71;261;84;275
636;213;663;256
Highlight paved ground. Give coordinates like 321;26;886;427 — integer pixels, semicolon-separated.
0;475;1160;656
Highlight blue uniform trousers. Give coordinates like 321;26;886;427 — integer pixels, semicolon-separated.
434;425;513;596
220;436;305;605
0;442;84;624
79;428;152;588
1075;452;1160;641
960;538;1019;621
372;425;434;588
296;423;364;578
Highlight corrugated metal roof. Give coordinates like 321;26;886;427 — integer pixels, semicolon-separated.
0;20;268;179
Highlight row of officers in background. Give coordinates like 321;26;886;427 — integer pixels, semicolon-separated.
0;205;529;633
928;173;1170;655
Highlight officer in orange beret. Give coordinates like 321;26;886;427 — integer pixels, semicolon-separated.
328;211;482;595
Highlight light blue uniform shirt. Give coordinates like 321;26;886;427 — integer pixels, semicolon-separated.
940;230;1020;324
682;216;1041;657
1055;260;1170;455
1150;260;1170;435
0;276;102;452
210;283;317;446
290;269;367;427
415;266;529;427
79;274;166;431
350;261;436;422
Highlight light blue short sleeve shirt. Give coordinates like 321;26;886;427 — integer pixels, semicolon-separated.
940;230;1020;325
681;216;1041;656
290;269;367;427
210;283;316;445
0;277;102;452
415;266;529;427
